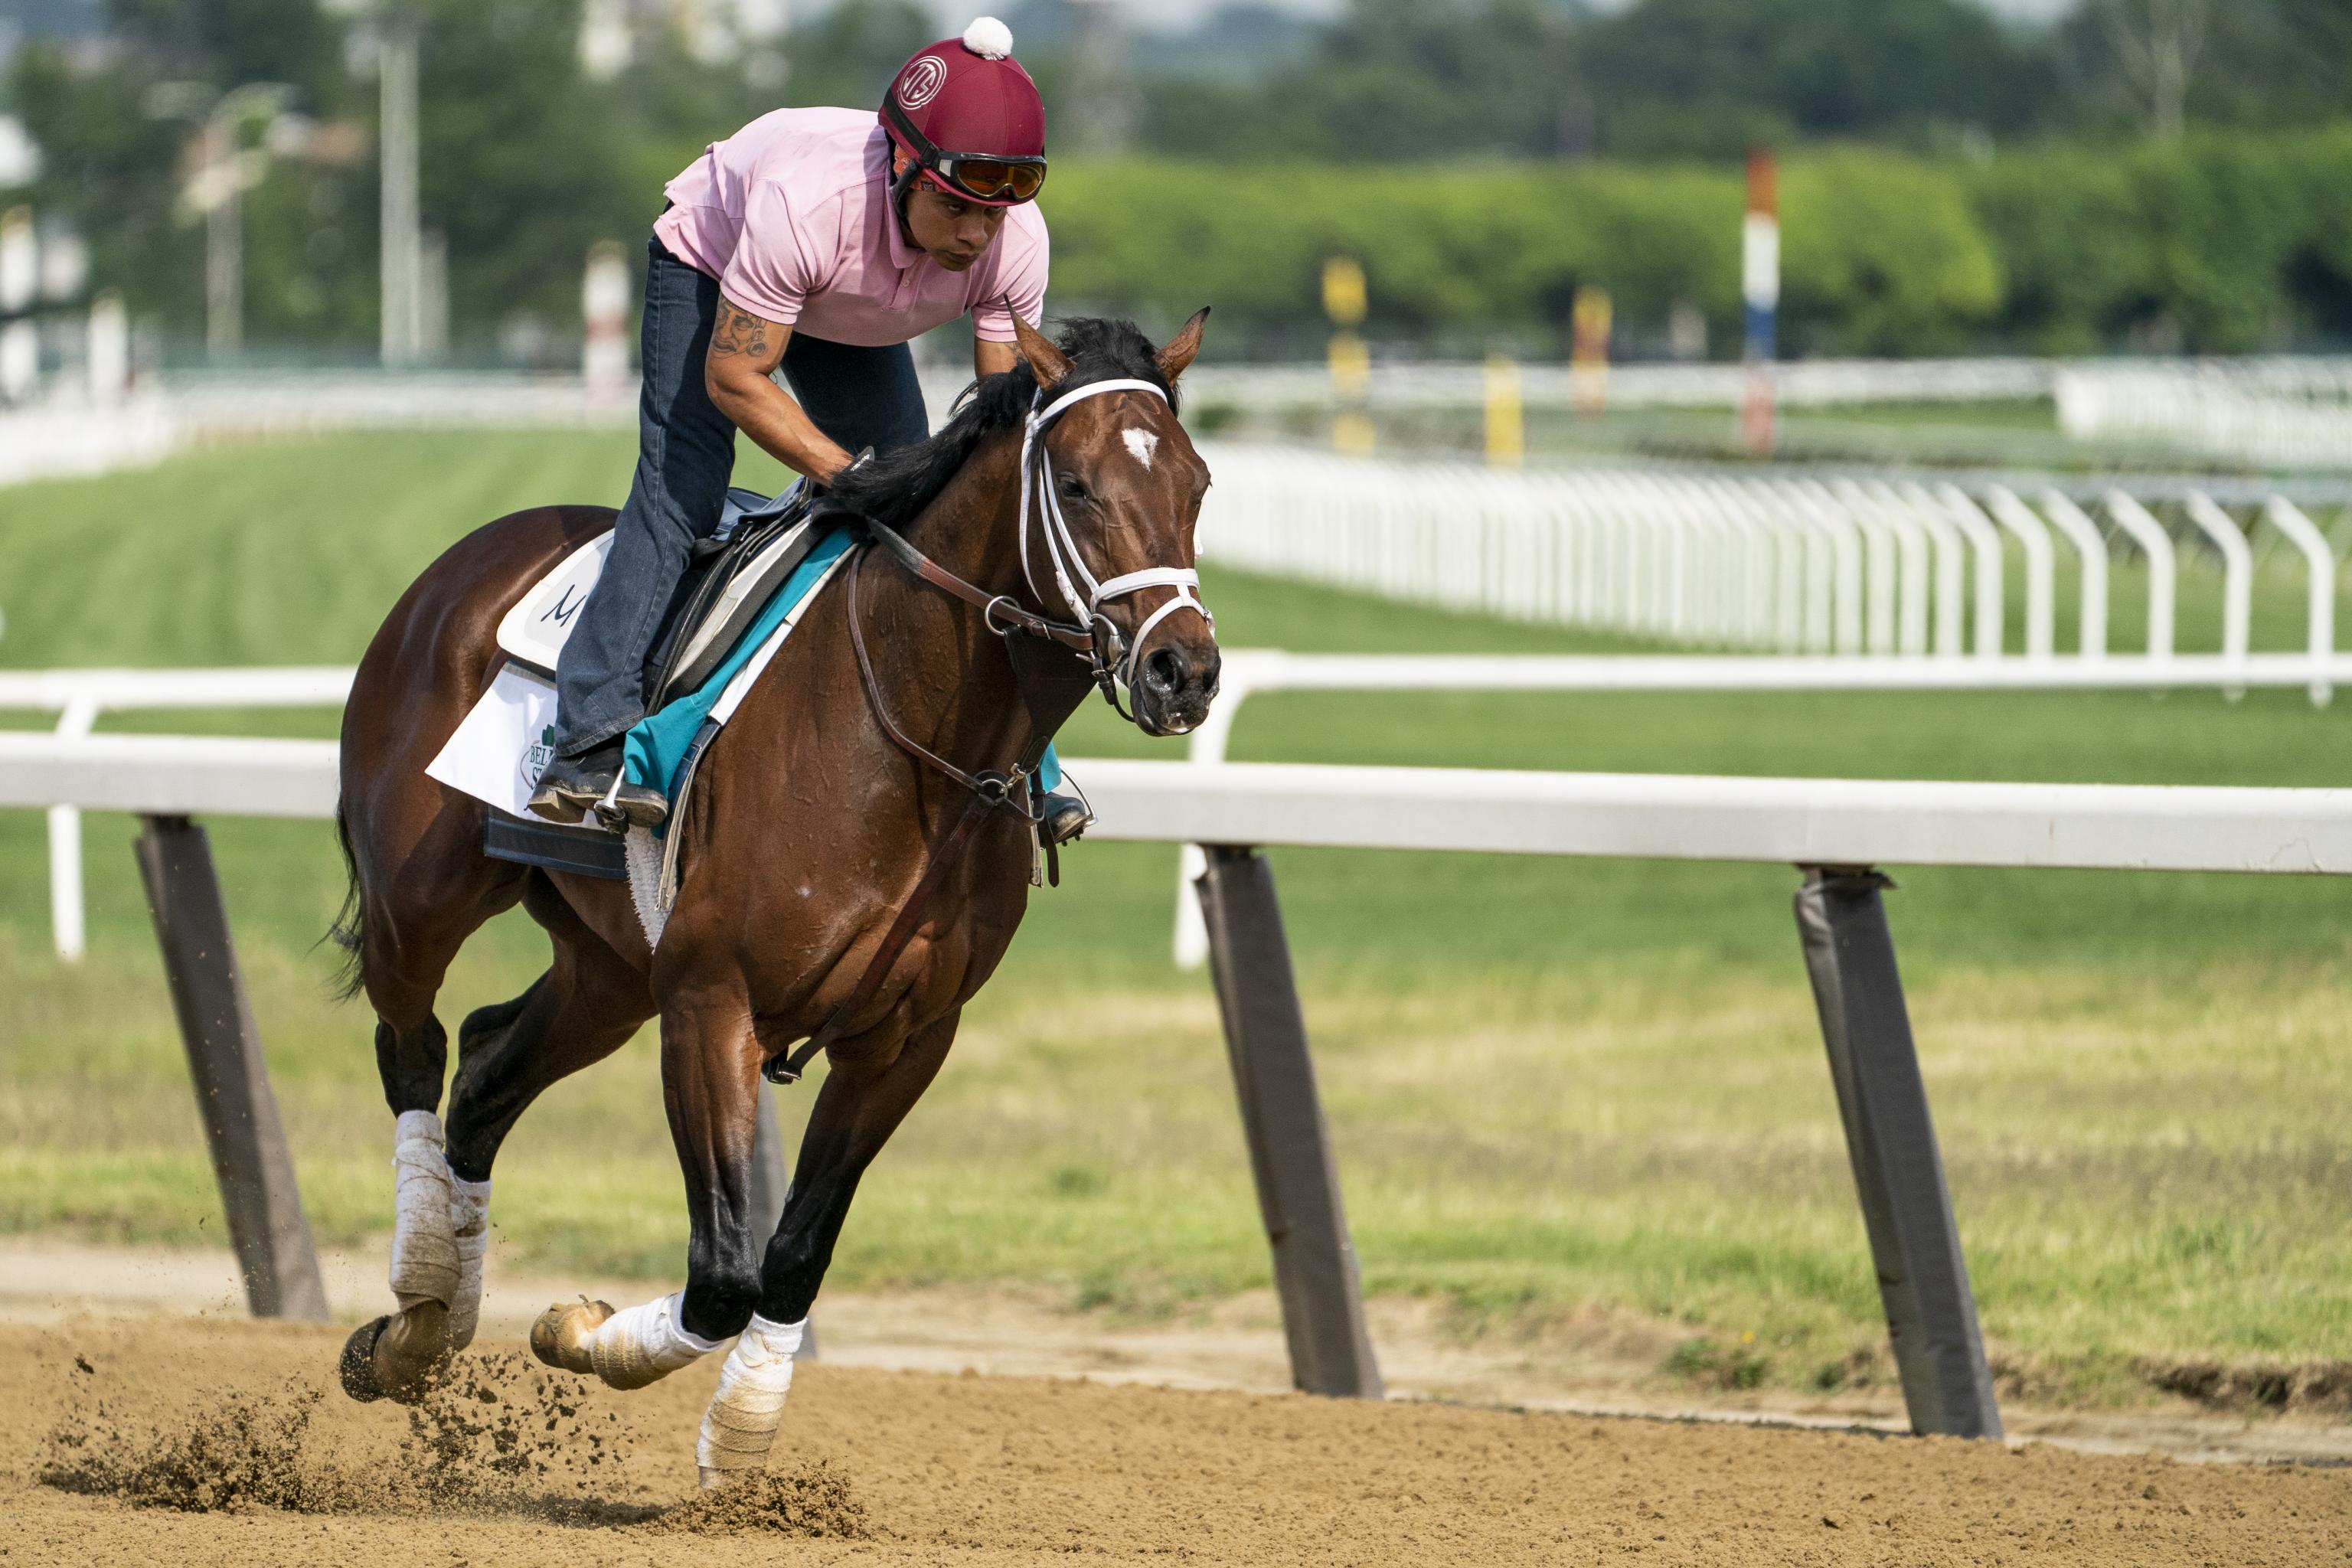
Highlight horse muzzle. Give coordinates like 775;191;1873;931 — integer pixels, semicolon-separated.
1134;637;1220;737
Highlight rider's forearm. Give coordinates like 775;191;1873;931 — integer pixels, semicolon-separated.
709;372;855;485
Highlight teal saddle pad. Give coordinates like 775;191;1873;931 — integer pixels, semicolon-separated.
620;524;1059;816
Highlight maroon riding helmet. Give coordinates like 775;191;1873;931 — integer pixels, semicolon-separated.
881;18;1048;209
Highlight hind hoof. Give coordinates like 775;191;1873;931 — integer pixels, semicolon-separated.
531;1298;615;1374
343;1302;453;1405
339;1316;393;1403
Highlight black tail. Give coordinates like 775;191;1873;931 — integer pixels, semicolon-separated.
324;802;368;1003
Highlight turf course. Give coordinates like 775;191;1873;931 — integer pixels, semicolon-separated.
3;429;2350;1410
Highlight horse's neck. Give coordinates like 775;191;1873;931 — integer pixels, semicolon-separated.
902;430;1035;606
867;430;1093;767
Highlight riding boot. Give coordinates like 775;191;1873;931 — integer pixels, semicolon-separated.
528;740;669;829
1040;790;1093;847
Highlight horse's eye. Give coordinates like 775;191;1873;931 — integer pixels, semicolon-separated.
1056;472;1089;504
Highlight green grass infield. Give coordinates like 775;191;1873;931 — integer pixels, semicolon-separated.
3;429;2349;1410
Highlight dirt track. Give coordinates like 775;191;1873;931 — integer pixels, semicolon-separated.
5;1316;2350;1566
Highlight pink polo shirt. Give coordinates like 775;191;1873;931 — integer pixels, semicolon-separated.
653;106;1048;348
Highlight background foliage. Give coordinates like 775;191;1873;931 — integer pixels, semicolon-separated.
10;0;2352;358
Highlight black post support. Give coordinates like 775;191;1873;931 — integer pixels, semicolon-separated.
1196;844;1382;1399
1794;866;2000;1439
750;1078;789;1242
134;815;329;1321
749;1081;815;1357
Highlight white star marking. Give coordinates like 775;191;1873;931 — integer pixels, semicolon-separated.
1122;427;1161;470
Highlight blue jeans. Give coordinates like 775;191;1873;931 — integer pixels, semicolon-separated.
551;235;931;756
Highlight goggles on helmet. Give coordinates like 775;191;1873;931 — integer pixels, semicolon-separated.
884;97;1047;207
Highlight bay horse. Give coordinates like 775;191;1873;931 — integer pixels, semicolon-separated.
330;312;1217;1484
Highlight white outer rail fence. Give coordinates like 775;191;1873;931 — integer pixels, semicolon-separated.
10;728;2352;1442
2056;361;2352;471
0;668;354;961
9;651;2351;969
1162;648;2352;966
1194;444;2347;684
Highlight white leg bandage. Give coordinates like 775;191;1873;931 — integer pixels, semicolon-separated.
697;1314;807;1488
446;1176;492;1350
587;1292;724;1390
388;1109;458;1311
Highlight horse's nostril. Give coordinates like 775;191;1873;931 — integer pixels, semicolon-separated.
1145;645;1185;691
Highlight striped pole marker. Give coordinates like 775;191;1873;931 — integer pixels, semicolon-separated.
1741;145;1779;456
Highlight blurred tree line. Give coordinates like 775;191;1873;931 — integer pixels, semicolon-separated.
7;0;2352;360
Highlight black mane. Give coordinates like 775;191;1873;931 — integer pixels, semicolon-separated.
824;316;1176;532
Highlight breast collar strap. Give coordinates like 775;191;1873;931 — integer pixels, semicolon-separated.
1017;378;1215;691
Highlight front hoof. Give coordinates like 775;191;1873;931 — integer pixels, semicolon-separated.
339;1316;393;1403
530;1298;614;1374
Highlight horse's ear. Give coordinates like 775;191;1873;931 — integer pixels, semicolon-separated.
1012;316;1072;389
1157;307;1210;382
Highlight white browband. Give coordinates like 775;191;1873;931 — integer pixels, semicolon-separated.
1016;376;1214;687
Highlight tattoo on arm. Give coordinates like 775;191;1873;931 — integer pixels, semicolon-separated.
709;299;782;368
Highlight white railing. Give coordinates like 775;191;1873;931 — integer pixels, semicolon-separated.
8;730;2352;875
2057;361;2352;470
13;646;2352;965
1160;648;2352;967
17;356;2352;492
1177;357;2066;413
1194;444;2343;687
0;375;639;488
0;668;353;959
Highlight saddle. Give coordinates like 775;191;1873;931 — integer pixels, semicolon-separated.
483;482;825;880
495;481;820;700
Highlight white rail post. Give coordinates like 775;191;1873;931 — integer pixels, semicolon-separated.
1854;482;1930;657
2184;492;2253;696
47;693;101;962
1984;487;2057;662
1766;482;1833;653
1794;481;1865;655
1726;479;1804;652
1889;482;1967;661
1932;485;2008;660
1173;661;1257;969
1830;480;1900;655
2037;490;2109;661
2104;492;2176;662
2262;496;2337;707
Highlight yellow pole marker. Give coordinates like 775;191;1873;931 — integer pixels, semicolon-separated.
1321;256;1367;326
1322;256;1374;453
1484;353;1524;467
1570;285;1612;418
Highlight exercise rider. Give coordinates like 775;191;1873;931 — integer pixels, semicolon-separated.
531;16;1087;842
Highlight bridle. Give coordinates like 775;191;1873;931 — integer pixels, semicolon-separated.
1016;377;1214;715
768;373;1212;1086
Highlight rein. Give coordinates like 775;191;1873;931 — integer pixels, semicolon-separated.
764;375;1210;1086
